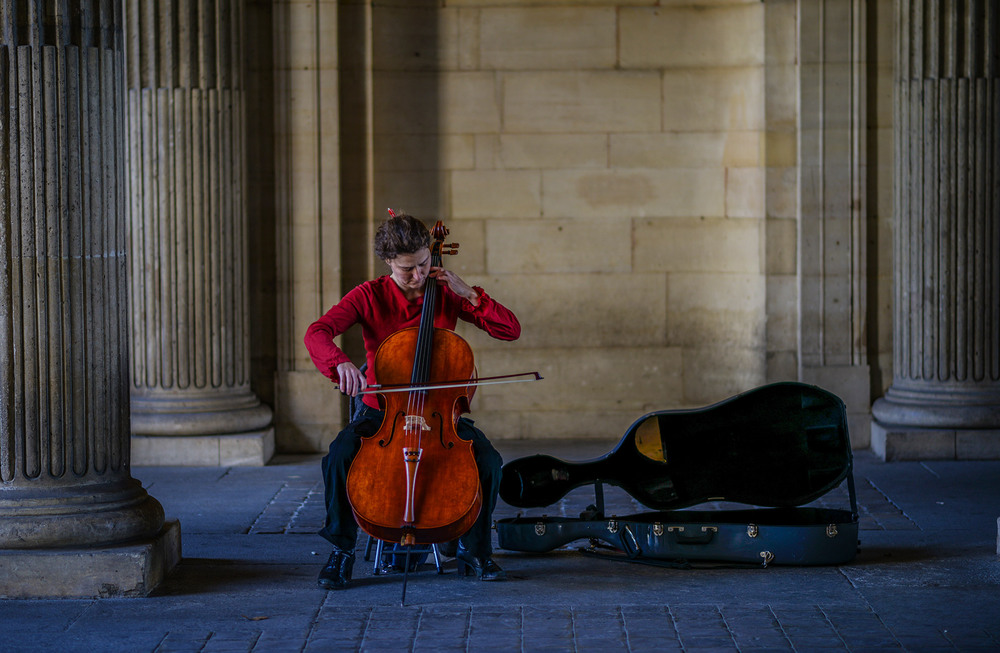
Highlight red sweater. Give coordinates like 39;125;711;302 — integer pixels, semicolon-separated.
304;275;521;409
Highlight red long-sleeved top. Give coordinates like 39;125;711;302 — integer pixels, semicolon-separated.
304;275;521;409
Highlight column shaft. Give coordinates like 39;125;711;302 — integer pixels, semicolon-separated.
873;0;1000;458
0;1;177;597
125;0;272;463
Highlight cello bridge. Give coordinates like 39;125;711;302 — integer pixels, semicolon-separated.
404;415;431;432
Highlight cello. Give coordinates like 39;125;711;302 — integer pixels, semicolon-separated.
345;222;482;549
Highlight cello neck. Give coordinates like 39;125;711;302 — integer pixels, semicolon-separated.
410;222;448;387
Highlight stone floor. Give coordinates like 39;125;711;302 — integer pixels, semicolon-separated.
1;440;999;652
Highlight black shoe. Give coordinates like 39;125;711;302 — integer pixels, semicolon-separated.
318;547;354;590
455;542;506;581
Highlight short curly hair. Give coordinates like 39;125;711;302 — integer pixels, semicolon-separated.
374;213;431;261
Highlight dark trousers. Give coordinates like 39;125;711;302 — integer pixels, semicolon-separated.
318;404;503;559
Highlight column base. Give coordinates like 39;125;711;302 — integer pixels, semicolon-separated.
871;420;1000;461
132;428;275;466
0;520;181;598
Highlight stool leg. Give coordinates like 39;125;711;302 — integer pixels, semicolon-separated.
431;543;443;574
373;539;384;575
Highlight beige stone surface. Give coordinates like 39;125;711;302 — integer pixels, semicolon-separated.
131;431;275;467
611;132;760;169
726;166;765;218
499;134;608;170
620;5;764;68
374;135;475;172
666;272;766;349
662;67;765;132
543;169;726;219
682;346;767;406
0;521;181;599
479;7;616;70
871;424;957;461
460;272;667;350
451;170;542;218
504;71;661;134
957;431;1000;460
486;219;631;274
468;346;684;415
634;218;761;274
256;0;902;452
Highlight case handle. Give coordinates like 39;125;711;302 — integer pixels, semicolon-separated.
668;525;718;545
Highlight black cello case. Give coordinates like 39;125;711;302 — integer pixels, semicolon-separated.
495;382;859;567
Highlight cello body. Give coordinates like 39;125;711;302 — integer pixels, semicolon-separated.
346;328;482;544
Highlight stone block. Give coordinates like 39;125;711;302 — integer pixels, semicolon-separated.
667;272;766;349
765;216;797;274
956;430;1000;460
766;350;798;382
765;65;798;130
486;219;631;274
800;365;870;416
518;408;645;441
847;412;871;450
723;131;764;168
457;7;480;70
475;134;499;169
375;170;443;218
765;275;797;350
543;169;725;219
726;166;765;218
870;422;957;461
479;7;616;70
0;520;181;599
469;346;684;414
374;135;475;171
274;371;343;452
131;430;275;466
682;346;767;406
765;129;797;169
663;67;765;131
459;272;666;349
620;5;764;68
634;217;761;274
765;166;797;219
451;170;542;218
440;218;487;276
611;132;731;169
504;71;661;133
373;5;459;71
500;134;607;170
375;71;500;134
764;0;797;66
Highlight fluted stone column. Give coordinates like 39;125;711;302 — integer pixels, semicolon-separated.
125;0;273;466
872;0;1000;460
0;0;179;597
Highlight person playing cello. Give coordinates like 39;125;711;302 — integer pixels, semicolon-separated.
304;212;521;590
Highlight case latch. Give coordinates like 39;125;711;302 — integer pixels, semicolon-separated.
747;523;759;538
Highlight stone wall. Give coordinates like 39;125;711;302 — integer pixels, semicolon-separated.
257;0;896;452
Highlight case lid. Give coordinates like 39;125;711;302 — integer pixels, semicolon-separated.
500;382;853;511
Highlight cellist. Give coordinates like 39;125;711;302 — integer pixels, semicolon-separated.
303;212;521;590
